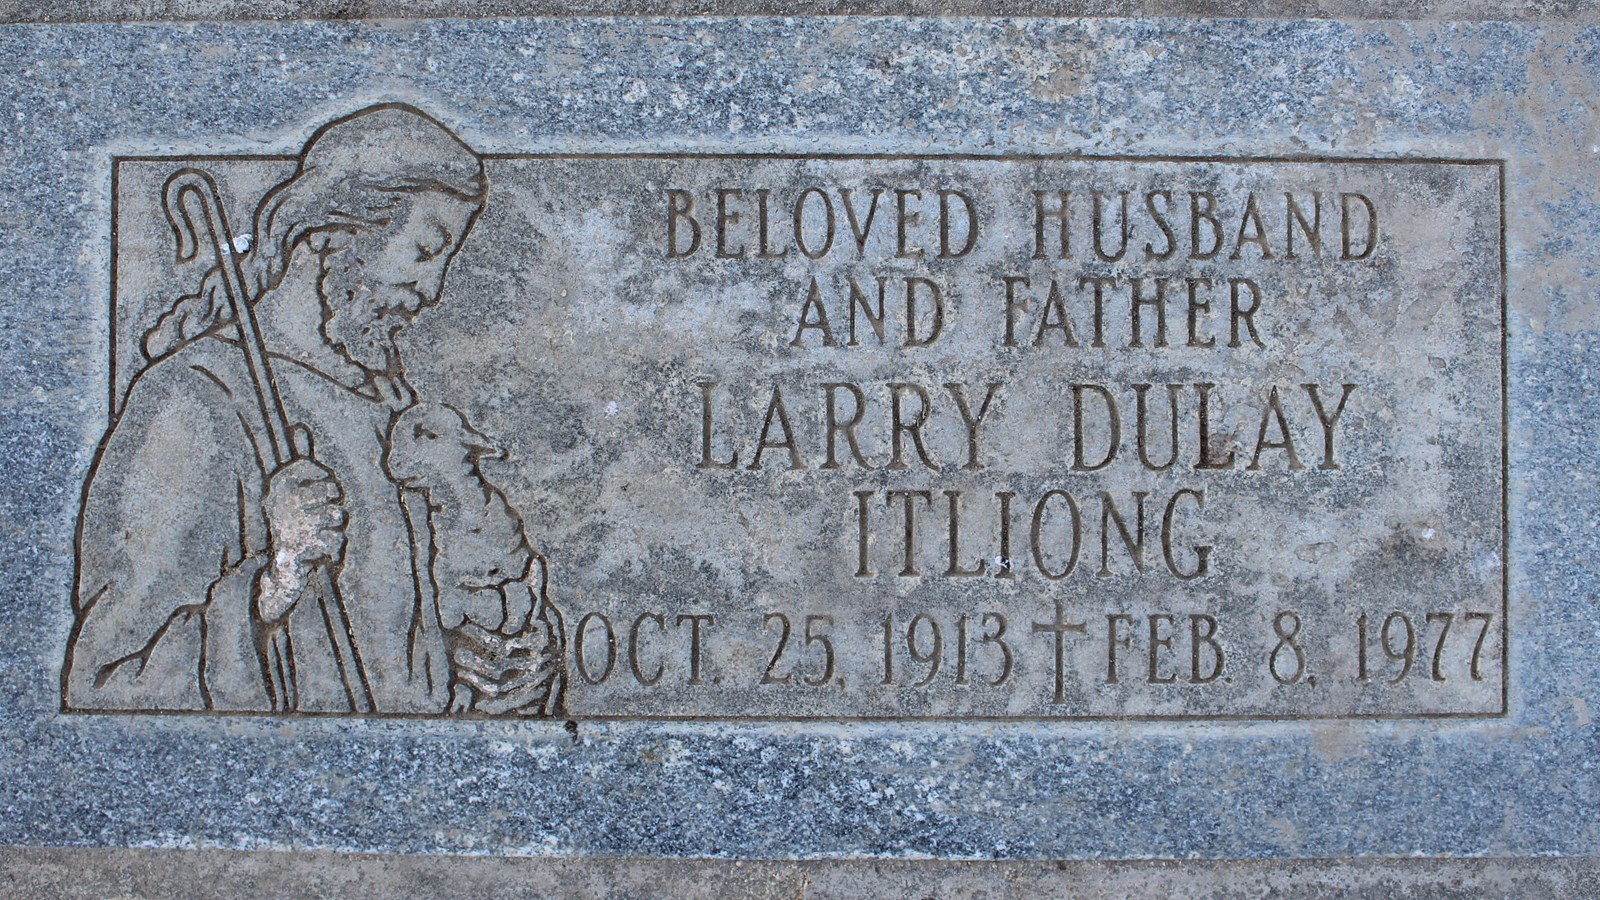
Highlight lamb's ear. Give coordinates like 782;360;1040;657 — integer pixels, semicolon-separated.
453;405;506;460
466;439;507;462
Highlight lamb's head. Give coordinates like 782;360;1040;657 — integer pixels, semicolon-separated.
383;401;503;487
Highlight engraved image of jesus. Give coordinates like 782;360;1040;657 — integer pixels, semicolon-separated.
64;105;565;716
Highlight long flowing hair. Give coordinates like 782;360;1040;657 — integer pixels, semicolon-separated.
143;104;486;362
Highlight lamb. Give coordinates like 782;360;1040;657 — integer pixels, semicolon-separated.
383;401;562;715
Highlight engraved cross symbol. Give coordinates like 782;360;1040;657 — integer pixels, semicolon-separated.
1031;597;1087;705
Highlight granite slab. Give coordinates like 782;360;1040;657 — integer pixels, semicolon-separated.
0;9;1596;875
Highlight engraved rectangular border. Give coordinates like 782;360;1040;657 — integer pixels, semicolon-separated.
98;152;1509;723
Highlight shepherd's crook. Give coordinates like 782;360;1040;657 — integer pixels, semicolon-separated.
162;169;375;715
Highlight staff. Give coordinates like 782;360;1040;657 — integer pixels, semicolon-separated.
161;168;375;714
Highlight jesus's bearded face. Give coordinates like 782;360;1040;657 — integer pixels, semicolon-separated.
316;191;482;376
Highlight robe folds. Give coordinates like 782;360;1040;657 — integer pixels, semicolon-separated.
65;331;454;714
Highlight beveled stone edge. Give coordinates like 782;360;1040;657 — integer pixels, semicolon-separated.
1;0;1596;23
3;846;1597;898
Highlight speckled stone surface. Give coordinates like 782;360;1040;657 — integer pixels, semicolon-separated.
1;13;1597;867
7;847;1600;898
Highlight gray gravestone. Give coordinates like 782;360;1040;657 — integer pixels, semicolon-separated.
0;4;1593;893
